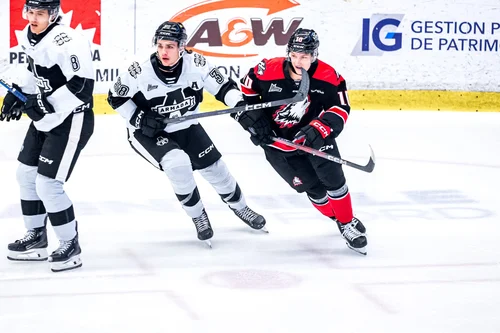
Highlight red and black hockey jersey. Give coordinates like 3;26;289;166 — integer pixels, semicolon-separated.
240;57;350;151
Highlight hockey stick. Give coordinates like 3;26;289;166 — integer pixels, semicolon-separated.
0;78;27;103
271;137;376;173
163;67;310;124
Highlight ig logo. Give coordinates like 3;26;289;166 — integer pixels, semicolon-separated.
351;14;404;56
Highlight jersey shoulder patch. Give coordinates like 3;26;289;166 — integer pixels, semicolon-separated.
128;61;142;79
192;52;207;67
51;25;86;47
254;57;286;81
52;31;73;46
312;60;343;86
50;26;91;55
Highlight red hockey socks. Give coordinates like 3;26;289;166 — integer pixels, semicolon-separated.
328;192;354;223
309;197;335;218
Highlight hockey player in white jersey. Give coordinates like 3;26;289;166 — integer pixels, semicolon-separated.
107;21;266;246
0;0;94;271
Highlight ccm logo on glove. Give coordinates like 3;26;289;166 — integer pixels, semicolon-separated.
134;110;144;128
36;94;51;114
23;93;56;121
310;119;331;138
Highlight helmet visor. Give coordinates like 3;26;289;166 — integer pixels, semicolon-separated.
22;3;60;22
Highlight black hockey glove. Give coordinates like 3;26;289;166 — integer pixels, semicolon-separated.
129;108;165;138
231;104;274;146
0;84;24;122
293;119;332;150
23;93;55;122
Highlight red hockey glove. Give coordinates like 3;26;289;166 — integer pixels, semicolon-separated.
293;119;332;150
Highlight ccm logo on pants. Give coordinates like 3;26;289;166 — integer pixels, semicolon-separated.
199;144;215;158
39;155;54;164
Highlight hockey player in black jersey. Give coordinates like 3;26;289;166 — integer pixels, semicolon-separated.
233;28;367;254
0;0;94;271
107;21;266;246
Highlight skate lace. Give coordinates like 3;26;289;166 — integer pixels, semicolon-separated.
342;221;363;241
193;213;210;232
53;240;72;255
235;206;258;223
17;230;37;243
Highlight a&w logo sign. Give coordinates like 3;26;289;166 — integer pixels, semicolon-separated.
170;0;303;58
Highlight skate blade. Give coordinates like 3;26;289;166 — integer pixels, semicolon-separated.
7;248;48;261
259;226;269;233
347;244;367;255
50;255;82;272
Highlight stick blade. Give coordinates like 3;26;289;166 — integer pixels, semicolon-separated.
363;145;376;173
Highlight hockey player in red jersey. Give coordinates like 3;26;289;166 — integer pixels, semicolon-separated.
233;28;367;254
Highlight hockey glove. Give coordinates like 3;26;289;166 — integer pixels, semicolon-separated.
0;84;24;122
232;107;274;146
23;93;55;122
293;119;332;150
129;108;165;138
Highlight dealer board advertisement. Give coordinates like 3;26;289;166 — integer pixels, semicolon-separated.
1;0;499;96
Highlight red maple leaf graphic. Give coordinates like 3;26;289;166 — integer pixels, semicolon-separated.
63;0;101;44
9;0;101;48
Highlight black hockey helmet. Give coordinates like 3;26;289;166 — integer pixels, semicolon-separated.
153;21;188;48
24;0;61;22
286;28;320;61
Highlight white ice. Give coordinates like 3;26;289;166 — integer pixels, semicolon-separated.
0;111;499;333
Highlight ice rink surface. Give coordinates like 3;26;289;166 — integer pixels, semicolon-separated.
0;111;499;333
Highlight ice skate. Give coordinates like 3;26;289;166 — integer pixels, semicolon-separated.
231;206;268;232
48;235;82;272
7;227;49;261
335;217;367;255
192;209;214;247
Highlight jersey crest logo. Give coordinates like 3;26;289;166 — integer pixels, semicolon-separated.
152;87;198;117
34;76;52;92
273;96;310;128
30;59;53;92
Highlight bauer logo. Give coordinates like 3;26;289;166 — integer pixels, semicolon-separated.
9;0;101;48
351;14;404;56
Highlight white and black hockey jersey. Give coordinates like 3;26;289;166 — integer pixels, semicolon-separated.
17;22;94;132
108;52;243;133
